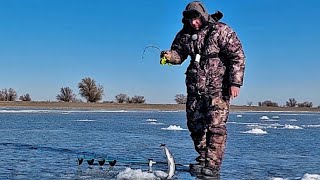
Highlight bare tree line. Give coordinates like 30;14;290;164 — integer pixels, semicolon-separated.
0;88;31;101
112;93;146;104
56;77;146;104
1;81;319;107
0;77;143;104
255;98;314;108
175;95;318;108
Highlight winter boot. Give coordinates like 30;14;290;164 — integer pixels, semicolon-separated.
189;161;205;174
201;167;220;177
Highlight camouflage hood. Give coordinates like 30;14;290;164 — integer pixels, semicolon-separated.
182;1;215;25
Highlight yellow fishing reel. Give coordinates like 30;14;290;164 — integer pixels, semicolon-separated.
160;56;168;65
160;55;172;66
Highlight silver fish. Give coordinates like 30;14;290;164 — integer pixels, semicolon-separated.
160;144;175;179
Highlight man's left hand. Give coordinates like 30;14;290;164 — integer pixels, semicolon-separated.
230;86;240;100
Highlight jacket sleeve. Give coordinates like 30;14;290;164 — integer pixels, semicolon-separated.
219;24;246;87
168;32;189;65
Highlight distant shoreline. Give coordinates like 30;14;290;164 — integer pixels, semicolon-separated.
0;101;320;112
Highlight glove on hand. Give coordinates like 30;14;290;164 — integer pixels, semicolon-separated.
160;50;172;65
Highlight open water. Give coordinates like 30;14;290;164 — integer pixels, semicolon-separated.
0;108;319;180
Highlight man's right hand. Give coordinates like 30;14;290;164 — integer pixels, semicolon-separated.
160;50;172;65
230;86;240;100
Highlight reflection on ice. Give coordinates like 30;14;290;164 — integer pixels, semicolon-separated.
269;177;289;180
301;173;320;180
146;119;158;122
242;128;268;134
74;119;97;122
148;122;164;125
260;116;269;120
161;125;187;131
117;168;165;180
283;124;303;129
302;124;320;128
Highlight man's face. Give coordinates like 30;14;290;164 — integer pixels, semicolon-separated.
189;18;202;30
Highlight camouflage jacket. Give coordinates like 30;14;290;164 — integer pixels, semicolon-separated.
168;21;245;97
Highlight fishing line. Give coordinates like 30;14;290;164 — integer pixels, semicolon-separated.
141;45;171;66
141;45;162;60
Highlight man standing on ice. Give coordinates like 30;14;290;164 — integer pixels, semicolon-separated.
160;1;246;177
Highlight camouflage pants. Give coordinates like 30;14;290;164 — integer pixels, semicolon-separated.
186;95;230;170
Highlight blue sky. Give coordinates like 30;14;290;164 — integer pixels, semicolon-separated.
0;0;319;106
